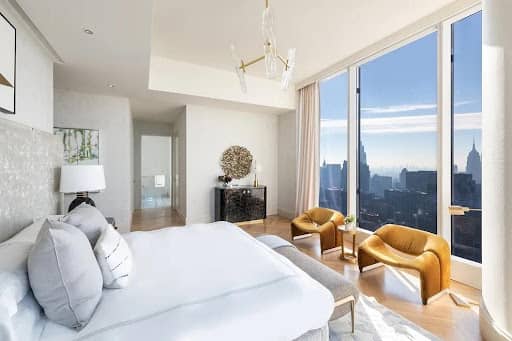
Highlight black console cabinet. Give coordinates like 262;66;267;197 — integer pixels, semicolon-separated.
215;186;267;223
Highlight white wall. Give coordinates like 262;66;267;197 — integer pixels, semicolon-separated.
277;111;297;219
172;109;187;219
481;1;512;339
184;105;278;224
54;89;134;232
0;0;54;132
133;120;172;209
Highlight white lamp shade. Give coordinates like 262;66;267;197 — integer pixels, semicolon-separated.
60;165;106;193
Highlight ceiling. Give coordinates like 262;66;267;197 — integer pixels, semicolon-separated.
17;0;458;123
153;0;457;81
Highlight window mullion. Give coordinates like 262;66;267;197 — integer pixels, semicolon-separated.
347;66;358;219
439;21;453;245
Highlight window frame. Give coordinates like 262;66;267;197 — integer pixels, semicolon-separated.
442;7;483;272
316;3;483;288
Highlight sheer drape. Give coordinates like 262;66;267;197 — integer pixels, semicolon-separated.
295;82;320;215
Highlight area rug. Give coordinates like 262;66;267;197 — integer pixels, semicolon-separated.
329;296;441;341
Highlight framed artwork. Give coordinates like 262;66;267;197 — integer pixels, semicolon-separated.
54;127;100;165
0;11;15;115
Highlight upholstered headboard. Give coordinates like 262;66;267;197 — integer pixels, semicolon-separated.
0;118;62;243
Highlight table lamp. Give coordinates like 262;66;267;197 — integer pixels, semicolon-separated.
60;165;106;212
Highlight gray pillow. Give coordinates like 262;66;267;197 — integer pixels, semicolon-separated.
27;220;102;329
63;203;108;246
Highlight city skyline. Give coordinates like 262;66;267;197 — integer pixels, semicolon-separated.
320;137;482;261
320;137;482;182
320;113;482;171
320;139;482;190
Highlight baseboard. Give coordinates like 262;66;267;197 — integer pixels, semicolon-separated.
480;299;512;341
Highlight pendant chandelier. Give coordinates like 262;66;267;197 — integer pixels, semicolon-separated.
230;0;296;93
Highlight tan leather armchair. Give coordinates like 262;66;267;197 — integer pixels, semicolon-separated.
291;208;345;254
358;224;451;305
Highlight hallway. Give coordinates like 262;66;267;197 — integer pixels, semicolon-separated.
131;207;185;231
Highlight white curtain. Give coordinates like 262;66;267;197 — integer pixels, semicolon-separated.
295;82;320;216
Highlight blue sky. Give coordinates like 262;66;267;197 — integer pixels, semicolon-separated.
320;11;482;179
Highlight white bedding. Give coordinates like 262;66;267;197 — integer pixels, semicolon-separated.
40;222;334;341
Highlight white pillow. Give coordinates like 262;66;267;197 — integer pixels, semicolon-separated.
94;225;133;289
28;220;103;329
0;243;32;318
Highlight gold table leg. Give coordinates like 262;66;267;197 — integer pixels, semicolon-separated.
339;231;357;263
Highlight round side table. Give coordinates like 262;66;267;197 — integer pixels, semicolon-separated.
338;225;357;263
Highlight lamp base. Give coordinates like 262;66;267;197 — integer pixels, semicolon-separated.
68;192;96;212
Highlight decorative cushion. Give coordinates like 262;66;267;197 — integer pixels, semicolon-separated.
0;242;32;318
94;225;132;289
63;203;108;246
27;220;103;329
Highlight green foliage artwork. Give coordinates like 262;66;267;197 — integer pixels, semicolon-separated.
54;127;99;165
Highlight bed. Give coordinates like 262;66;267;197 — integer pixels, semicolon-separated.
2;220;334;341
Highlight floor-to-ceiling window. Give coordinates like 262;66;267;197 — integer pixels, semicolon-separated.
451;11;482;263
315;7;482;285
358;32;438;233
319;72;349;215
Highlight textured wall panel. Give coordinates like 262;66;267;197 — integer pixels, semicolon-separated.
0;118;62;242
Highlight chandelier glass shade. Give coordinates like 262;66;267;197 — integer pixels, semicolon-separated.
230;0;295;93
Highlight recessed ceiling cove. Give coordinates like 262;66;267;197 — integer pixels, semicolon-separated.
151;0;458;82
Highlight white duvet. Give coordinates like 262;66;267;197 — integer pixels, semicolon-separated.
39;222;333;341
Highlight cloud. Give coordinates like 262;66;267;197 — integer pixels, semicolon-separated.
360;101;476;115
361;103;437;114
454;100;475;107
320;112;481;134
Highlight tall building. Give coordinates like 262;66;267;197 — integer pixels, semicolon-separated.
370;174;392;197
341;160;348;190
405;171;437;194
359;144;370;193
360;144;367;165
399;168;408;189
466;140;482;184
320;160;342;189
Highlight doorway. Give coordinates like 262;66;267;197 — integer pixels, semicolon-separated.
140;135;172;209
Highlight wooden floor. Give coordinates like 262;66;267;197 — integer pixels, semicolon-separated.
131;207;184;231
131;210;482;341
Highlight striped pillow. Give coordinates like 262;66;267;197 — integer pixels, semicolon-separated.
94;225;132;289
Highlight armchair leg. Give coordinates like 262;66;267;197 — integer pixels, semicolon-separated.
334;295;356;334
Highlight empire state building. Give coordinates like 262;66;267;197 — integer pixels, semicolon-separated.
466;140;482;184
